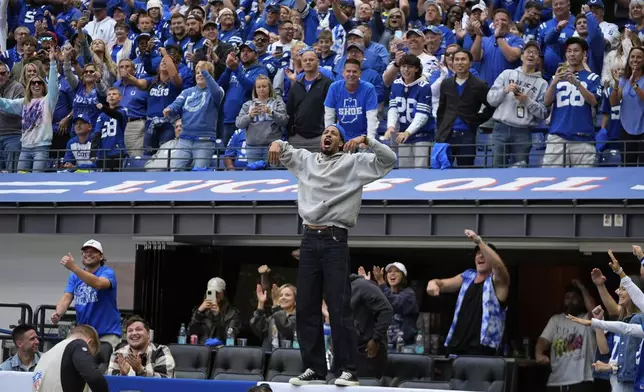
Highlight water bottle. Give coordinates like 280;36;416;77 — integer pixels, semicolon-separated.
323;323;331;351
415;330;424;354
177;323;187;345
396;331;404;353
226;327;235;346
292;331;300;349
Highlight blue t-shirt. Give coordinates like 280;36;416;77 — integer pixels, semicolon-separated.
53;77;74;125
114;81;149;120
480;34;525;87
618;76;644;136
224;129;248;168
324;80;378;139
64;265;121;337
453;82;469;131
601;87;621;141
147;80;182;118
549;70;601;141
538;15;576;80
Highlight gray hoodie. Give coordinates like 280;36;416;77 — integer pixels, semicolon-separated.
0;79;24;136
236;98;289;146
274;137;396;229
487;67;548;128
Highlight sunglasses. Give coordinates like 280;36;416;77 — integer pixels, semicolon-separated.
254;37;269;43
31;80;44;86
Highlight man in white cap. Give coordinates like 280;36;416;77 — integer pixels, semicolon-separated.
188;277;241;343
52;239;122;349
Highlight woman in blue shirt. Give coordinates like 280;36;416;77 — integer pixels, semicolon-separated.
63;45;106;129
609;46;644;167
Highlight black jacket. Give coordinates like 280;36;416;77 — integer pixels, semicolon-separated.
188;303;242;343
436;74;494;142
350;274;393;346
194;40;234;80
286;72;332;138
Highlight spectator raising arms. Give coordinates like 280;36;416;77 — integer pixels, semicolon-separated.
235;75;288;163
163;61;224;170
251;276;297;351
0;48;58;173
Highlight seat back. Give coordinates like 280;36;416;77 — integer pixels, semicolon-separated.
211;346;265;379
381;353;434;386
213;372;265;381
168;344;212;379
450;356;506;392
398;380;452;390
96;342;113;375
265;348;304;381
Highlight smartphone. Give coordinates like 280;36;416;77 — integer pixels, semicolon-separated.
396;42;406;52
206;289;216;302
394;30;403;39
274;45;283;55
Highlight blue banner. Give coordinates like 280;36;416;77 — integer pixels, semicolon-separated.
0;168;642;202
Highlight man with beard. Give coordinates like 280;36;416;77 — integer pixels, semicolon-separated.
165;14;190;51
254;28;280;78
52;240;122;349
427;230;510;356
268;124;396;386
535;281;597;392
185;14;207;68
218;42;268;144
197;21;233;79
108;316;176;378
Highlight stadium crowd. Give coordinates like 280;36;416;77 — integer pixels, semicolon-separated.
0;0;640;171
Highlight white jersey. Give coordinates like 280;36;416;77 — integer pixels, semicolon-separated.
32;338;75;392
600;21;620;51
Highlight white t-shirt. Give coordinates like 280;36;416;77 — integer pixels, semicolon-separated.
541;313;597;387
600;21;620;51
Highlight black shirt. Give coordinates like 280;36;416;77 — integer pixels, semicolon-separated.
61;340;109;392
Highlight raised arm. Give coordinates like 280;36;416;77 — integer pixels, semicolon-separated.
268;140;312;173
46;58;60;111
353;136;397;183
60;253;112;291
572;279;596;315
591;268;621;317
203;70;224;104
465;229;510;301
608;249;644;310
426;274;464;296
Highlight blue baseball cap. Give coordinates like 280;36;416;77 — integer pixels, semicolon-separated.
423;25;441;35
325;124;348;143
588;0;604;8
267;4;281;12
239;41;258;52
340;0;355;7
74;113;91;124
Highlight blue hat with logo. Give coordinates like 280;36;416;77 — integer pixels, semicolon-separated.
325;124;348;143
405;28;424;38
422;25;441;35
239;41;258;52
73;113;91;124
588;0;604;8
267;3;281;12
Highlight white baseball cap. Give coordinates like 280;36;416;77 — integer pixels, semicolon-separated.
207;277;226;293
385;262;407;277
81;239;103;254
147;0;162;10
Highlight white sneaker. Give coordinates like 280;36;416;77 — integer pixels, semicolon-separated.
334;371;359;386
289;368;326;386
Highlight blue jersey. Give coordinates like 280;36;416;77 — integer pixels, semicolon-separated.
224;129;248;168
324;80;378;139
601;87;621;142
95;106;128;159
53;77;74;125
219;28;244;46
625;24;644;42
114;81;149;120
147;80;181;118
389;78;434;143
72;85;101;127
64;265;121;338
20;4;50;34
480;34;525;87
549;70;601;142
63;136;94;167
538;16;576;80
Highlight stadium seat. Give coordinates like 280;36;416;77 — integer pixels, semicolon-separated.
398;380;452;389
381;353;434;387
450;356;506;392
96;341;113;375
211;346;265;380
168;344;212;379
265;348;305;381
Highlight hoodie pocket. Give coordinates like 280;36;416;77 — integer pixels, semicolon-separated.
301;201;329;222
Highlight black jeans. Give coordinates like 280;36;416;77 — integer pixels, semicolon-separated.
448;130;476;168
356;340;387;378
296;226;358;377
546;381;594;392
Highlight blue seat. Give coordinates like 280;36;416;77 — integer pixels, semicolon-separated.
122;156;150;171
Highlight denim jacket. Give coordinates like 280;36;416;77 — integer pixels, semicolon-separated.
445;269;506;349
614;313;643;383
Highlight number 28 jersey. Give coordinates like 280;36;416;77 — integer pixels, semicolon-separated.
550;70;601;142
95;107;128;159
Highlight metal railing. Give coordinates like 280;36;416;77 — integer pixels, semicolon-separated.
0;139;641;172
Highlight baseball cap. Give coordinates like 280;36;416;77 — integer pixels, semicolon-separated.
471;3;486;12
186;14;203;23
405;28;424;38
423;25;441;35
254;27;270;37
147;0;162;10
93;0;107;10
203;20;218;29
207;277;226;293
523;40;540;53
165;43;183;53
82;239;103;254
325;124;347;142
347;29;364;38
587;0;604;8
73;113;92;124
385;262;408;277
474;243;497;253
219;8;234;17
267;4;281;13
240;41;258;52
340;0;355;7
346;42;365;53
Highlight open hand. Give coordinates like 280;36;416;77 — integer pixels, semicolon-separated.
590;268;606;286
256;284;267;305
566;314;591;326
372;266;385;284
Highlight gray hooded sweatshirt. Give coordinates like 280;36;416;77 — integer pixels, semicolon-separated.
236;97;289;146
274;137;396;229
487;67;548;128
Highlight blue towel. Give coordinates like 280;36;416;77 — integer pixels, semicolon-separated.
431;143;452;170
205;338;224;346
595;128;609;152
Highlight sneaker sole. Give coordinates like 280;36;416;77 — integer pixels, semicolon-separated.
289;379;327;386
334;380;359;387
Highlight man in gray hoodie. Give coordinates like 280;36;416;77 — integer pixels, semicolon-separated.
0;61;25;172
487;40;548;168
268;124;396;387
